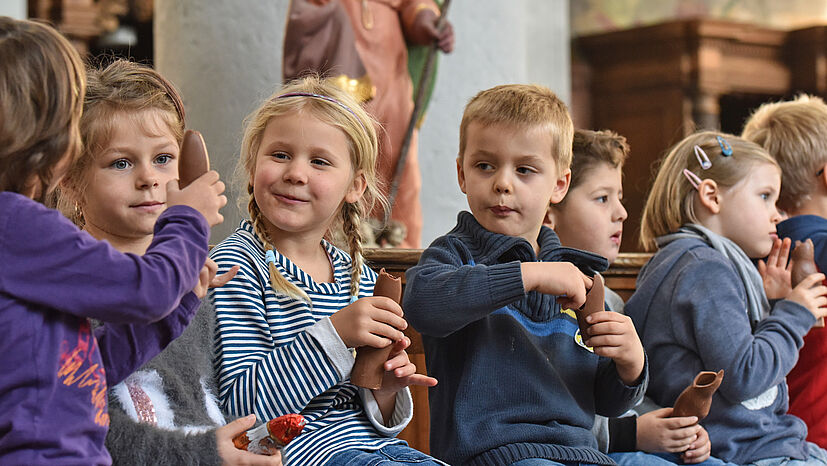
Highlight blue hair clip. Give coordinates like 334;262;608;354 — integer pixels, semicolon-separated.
350;295;359;304
717;135;733;156
693;145;712;170
265;249;276;265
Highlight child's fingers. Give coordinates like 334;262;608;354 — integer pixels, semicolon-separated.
778;237;792;267
392;362;417;378
766;238;780;265
369;306;408;332
585;310;628;325
210;265;240;288
799;273;826;289
405;373;438;387
659;415;699;429
581;273;594;291
369;296;405;317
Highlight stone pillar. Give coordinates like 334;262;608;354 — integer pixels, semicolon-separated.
155;0;571;245
0;0;26;19
155;0;290;241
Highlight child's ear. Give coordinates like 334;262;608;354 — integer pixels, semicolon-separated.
818;162;827;191
345;169;368;203
549;168;571;204
697;179;722;214
544;204;557;229
456;157;467;194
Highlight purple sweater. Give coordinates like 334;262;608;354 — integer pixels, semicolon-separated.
0;192;209;465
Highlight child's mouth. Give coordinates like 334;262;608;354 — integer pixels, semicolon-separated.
489;205;514;216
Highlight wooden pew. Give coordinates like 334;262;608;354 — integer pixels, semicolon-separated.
363;249;652;455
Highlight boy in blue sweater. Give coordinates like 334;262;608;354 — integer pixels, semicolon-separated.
403;84;648;466
743;95;827;448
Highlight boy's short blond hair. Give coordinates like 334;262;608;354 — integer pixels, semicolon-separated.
742;94;827;212
459;84;573;171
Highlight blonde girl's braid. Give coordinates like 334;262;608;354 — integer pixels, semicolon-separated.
247;185;311;304
342;201;364;298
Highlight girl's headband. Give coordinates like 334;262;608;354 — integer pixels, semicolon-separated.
277;92;366;132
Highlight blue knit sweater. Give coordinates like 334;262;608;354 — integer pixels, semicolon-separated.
625;237;813;464
403;212;647;466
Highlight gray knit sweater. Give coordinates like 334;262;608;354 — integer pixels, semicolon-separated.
105;300;225;465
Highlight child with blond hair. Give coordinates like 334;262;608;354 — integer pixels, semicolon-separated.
210;76;441;465
404;85;648;466
60;59;278;466
0;17;225;464
626;130;827;465
743;94;827;448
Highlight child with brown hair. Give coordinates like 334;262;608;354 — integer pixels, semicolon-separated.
210;75;440;465
404;85;648;466
60;59;278;466
548;129;731;465
0;17;225;464
743;95;827;448
625;130;827;465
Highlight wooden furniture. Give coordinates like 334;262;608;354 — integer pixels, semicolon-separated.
363;248;652;454
575;19;792;251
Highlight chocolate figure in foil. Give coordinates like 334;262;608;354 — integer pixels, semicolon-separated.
671;370;724;420
233;413;306;455
178;129;210;188
351;269;402;389
792;239;824;327
576;273;604;339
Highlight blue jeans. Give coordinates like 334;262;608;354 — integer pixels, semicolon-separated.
743;442;827;466
611;451;740;465
510;460;598;466
325;444;445;465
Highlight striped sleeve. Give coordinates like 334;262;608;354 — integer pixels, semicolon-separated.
210;240;348;420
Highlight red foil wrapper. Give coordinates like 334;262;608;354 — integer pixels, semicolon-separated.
232;413;306;454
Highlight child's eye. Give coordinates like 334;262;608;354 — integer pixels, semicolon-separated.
595;195;608;203
516;166;537;175
760;192;771;201
155;154;173;165
270;151;289;160
311;158;331;167
475;162;493;171
111;159;131;170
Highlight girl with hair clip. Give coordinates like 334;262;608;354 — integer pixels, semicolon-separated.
0;18;226;464
59;59;280;466
209;76;441;465
625;131;827;465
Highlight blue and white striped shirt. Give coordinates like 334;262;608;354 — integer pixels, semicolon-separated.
210;221;412;465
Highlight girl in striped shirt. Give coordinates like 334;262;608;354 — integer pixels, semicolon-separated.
209;76;440;465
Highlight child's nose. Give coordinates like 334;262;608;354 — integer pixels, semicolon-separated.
614;199;628;222
136;165;159;189
493;172;512;194
283;161;308;184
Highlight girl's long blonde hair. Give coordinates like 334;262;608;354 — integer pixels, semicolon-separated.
238;76;386;302
640;131;778;250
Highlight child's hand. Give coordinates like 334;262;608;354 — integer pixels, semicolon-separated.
375;337;438;396
215;415;283;465
193;260;240;299
584;311;645;384
758;237;793;300
521;262;593;310
636;407;700;453
166;170;227;227
682;425;712;464
329;297;407;348
787;273;827;321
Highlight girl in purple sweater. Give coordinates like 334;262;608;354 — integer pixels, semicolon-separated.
0;17;226;465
